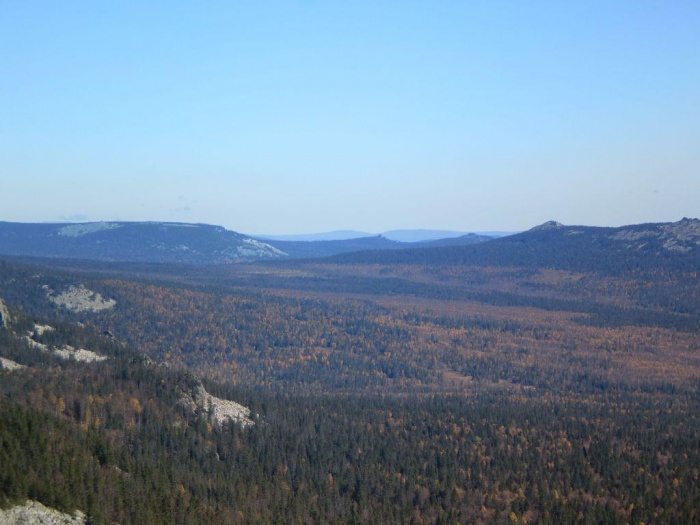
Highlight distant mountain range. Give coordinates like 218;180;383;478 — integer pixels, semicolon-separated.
260;233;492;259
0;222;285;264
255;230;373;242
330;218;700;276
382;229;505;242
0;221;492;264
257;229;513;242
0;219;697;273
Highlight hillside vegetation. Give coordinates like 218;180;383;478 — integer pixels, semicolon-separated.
1;218;699;524
331;218;700;276
0;221;492;264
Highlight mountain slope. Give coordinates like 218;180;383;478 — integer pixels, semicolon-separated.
256;229;498;243
0;221;286;263
329;218;700;275
0;297;258;524
0;222;497;263
260;235;403;258
1;247;700;524
255;230;373;241
262;233;492;258
415;232;495;248
381;229;470;242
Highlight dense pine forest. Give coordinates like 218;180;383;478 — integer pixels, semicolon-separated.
1;236;699;524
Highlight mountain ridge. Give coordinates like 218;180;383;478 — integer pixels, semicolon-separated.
1;224;699;523
255;228;511;242
0;219;697;271
329;218;700;276
0;221;285;264
0;221;493;263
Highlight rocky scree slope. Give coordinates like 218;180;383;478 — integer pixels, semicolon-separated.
0;500;85;525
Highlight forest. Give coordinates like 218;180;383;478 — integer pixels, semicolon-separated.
1;250;699;524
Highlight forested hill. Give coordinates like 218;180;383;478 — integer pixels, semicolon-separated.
0;298;260;524
2;246;700;523
0;221;286;263
329;218;700;276
0;221;492;263
261;232;491;258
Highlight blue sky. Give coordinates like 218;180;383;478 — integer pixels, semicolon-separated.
1;1;698;234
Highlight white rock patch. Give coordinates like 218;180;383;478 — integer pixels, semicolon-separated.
49;285;116;312
235;238;287;258
34;324;55;336
180;384;254;428
0;299;9;328
53;345;108;363
0;357;26;371
23;334;108;363
23;336;50;352
612;219;700;253
0;500;85;525
57;222;121;237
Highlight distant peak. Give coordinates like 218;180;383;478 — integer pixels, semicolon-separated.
529;221;564;232
671;217;700;235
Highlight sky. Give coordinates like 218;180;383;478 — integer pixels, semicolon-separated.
1;1;699;234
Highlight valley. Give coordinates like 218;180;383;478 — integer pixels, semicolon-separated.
0;219;699;524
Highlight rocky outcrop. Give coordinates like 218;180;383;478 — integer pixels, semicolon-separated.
529;220;564;231
0;299;9;328
612;217;700;253
53;345;108;363
179;383;254;428
48;285;116;313
0;500;85;525
233;238;287;258
0;357;26;371
23;325;107;363
57;222;122;237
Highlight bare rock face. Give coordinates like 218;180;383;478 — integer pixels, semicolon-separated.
22;325;108;363
52;345;108;363
529;221;564;232
179;383;254;428
232;238;287;258
612;217;700;253
0;298;9;328
0;357;26;371
0;500;85;525
48;285;116;313
57;222;122;238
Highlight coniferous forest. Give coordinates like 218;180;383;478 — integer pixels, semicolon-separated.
1;239;699;524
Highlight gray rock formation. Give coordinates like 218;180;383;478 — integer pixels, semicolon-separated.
0;501;85;525
0;298;9;328
178;383;254;428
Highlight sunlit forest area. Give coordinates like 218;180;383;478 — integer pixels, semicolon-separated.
1;253;699;524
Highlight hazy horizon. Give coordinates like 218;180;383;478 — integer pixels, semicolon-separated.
1;2;698;234
3;217;698;241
